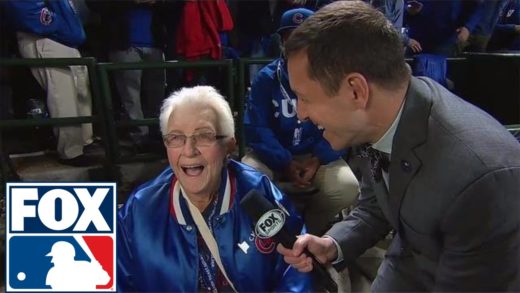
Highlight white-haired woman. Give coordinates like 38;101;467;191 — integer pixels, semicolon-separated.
117;86;311;292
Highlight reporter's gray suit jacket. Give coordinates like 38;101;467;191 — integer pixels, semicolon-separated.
327;76;520;291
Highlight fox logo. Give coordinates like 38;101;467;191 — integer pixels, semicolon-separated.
6;183;116;292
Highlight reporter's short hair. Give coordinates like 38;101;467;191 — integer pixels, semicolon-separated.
159;86;235;138
284;0;410;96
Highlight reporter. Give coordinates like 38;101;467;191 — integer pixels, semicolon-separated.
277;1;520;291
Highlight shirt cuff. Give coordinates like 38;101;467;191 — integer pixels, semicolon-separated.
323;235;343;264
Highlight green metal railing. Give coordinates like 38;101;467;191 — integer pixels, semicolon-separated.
1;54;519;190
236;58;273;157
507;124;520;131
0;57;104;129
96;59;235;164
507;124;520;140
0;57;111;186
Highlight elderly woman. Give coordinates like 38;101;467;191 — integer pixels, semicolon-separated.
117;86;311;292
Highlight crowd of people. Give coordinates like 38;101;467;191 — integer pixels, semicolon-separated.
1;0;519;167
1;0;520;291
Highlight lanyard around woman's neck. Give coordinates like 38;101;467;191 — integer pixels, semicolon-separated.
173;173;237;292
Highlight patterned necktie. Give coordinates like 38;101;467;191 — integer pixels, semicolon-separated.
361;145;390;182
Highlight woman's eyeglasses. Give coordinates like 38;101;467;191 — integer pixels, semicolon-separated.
163;132;226;148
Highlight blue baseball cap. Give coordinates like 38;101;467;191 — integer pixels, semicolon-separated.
277;8;314;34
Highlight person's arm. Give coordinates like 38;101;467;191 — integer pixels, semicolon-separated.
7;0;85;47
277;234;339;272
6;1;60;36
457;0;488;43
325;171;392;270
244;67;293;171
434;168;520;290
277;153;392;271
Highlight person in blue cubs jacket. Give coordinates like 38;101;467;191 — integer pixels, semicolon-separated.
117;86;312;292
3;0;96;166
242;8;359;236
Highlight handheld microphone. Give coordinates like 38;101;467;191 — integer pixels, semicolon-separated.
240;190;338;292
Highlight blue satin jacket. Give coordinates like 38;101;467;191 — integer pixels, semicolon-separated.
4;0;85;47
117;160;312;292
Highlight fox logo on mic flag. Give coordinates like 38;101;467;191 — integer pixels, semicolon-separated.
6;182;117;292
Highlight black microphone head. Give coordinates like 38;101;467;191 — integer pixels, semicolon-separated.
240;189;274;220
240;189;287;240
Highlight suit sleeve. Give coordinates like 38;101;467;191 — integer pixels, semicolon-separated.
434;168;520;290
325;159;392;270
244;68;292;171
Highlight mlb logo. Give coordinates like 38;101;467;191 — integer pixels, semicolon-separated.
6;182;116;292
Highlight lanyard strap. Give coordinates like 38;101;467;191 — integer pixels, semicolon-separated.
277;59;303;146
198;200;218;292
175;180;237;292
276;59;297;109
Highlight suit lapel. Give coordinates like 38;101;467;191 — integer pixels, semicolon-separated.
373;173;395;224
388;77;432;229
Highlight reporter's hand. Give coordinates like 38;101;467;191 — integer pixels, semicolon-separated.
276;234;338;273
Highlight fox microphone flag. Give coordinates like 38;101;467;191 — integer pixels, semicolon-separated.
240;189;338;292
